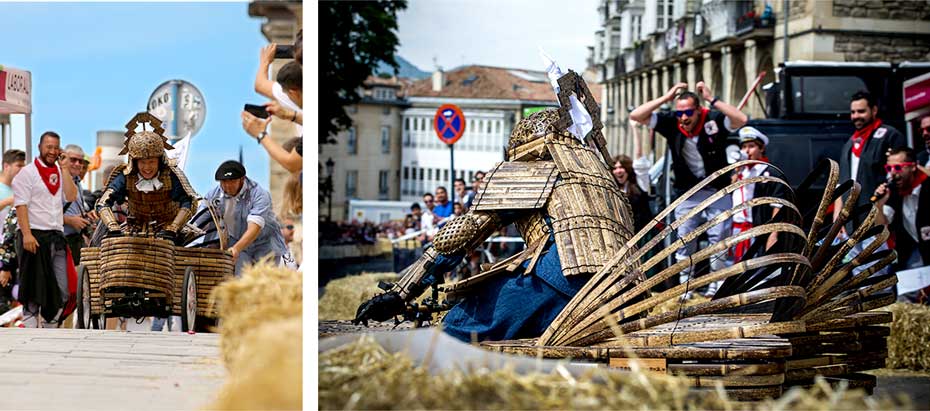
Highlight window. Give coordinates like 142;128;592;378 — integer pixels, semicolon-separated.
347;127;357;155
382;105;391;115
789;76;869;115
443;169;449;181
346;170;358;197
427;168;433;181
379;170;389;197
419;167;424;181
402;167;410;195
381;126;391;154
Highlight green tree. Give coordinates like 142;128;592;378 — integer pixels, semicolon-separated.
320;0;407;144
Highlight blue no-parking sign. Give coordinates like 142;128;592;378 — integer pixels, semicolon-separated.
433;104;466;145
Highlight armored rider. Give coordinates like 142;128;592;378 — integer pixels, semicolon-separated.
95;113;198;242
355;76;641;342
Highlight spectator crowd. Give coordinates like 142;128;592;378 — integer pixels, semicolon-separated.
0;30;305;328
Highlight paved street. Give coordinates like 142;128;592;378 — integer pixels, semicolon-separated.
0;329;225;410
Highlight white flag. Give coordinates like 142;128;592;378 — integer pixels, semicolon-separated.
539;48;593;141
166;132;192;171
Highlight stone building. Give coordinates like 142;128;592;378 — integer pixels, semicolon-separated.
248;0;302;214
319;76;410;221
594;0;930;159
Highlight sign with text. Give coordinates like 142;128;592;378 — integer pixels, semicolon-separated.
0;65;32;114
904;71;930;120
433;104;466;145
608;357;668;373
147;80;206;141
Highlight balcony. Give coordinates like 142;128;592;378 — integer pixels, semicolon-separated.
735;2;774;35
701;0;756;42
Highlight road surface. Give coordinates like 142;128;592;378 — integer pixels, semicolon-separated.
0;328;224;410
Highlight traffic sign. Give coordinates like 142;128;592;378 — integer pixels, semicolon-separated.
147;80;206;142
433;104;466;145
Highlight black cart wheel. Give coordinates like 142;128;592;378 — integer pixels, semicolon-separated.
76;265;91;329
180;267;197;332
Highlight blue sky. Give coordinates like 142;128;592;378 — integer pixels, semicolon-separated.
2;2;271;193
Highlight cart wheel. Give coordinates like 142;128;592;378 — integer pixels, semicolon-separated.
181;267;197;332
76;265;91;329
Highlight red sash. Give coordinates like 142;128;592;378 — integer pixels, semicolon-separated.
732;221;753;262
34;158;60;195
850;119;882;158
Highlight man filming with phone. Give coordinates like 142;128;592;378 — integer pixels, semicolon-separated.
244;35;303;173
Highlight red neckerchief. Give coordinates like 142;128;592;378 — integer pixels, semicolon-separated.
900;172;928;197
850;119;882;158
677;108;709;139
34;158;60;195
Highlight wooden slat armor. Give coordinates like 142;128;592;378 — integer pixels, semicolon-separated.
544;135;635;276
472;161;558;211
513;212;550;250
125;172;179;230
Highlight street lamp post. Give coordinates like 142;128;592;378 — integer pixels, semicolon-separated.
325;158;335;221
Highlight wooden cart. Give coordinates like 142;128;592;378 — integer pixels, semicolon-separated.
74;201;233;331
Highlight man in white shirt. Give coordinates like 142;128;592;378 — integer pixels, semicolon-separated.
873;147;930;303
12;131;78;328
420;193;437;243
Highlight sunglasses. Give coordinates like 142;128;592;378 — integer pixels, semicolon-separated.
675;109;696;118
884;162;915;173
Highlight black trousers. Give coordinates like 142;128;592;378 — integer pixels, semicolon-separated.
65;233;83;266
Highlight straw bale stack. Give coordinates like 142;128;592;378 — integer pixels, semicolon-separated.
319;273;399;321
319;336;905;410
207;263;302;410
209;318;301;411
210;264;302;367
884;303;930;371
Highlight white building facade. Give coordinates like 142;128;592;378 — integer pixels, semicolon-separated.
400;100;519;203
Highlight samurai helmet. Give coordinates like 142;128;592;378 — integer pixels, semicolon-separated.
120;112;175;174
120;112;174;159
506;108;572;160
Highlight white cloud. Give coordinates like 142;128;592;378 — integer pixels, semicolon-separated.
397;0;600;73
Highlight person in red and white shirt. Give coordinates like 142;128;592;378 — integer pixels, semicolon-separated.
12;131;78;328
730;127;790;263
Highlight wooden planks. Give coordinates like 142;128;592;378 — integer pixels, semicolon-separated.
472;161;558;211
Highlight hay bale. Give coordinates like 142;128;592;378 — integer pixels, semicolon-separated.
319;336;905;410
211;263;302;367
884;303;930;371
207;263;302;411
319;272;399;321
209;318;301;410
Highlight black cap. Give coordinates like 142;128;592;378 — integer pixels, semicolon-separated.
215;160;246;180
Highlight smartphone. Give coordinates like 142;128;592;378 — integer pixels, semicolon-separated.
275;45;294;59
244;104;270;119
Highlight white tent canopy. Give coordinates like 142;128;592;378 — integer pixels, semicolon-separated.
0;65;33;159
